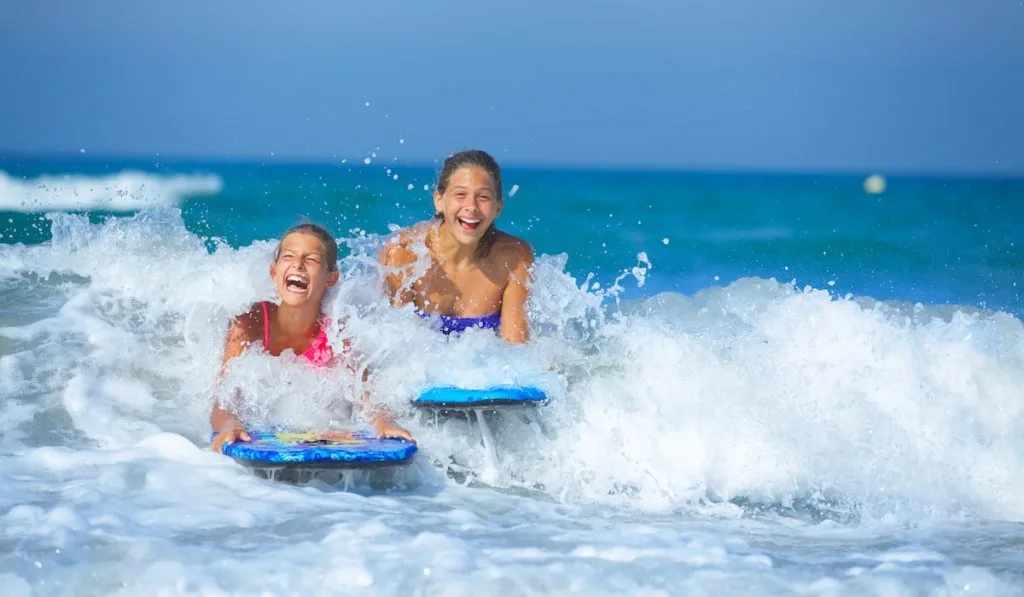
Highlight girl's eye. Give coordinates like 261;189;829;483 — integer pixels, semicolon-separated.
478;194;492;202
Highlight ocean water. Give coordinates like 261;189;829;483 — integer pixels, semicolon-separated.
1;155;1024;595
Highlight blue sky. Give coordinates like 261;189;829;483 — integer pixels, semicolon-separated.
1;1;1022;173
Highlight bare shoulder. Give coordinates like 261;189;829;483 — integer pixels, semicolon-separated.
227;303;263;345
379;221;431;267
217;303;264;369
491;231;535;269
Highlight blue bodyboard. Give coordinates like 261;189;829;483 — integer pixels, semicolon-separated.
215;431;417;469
414;386;548;408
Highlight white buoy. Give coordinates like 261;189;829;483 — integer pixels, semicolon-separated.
864;174;886;194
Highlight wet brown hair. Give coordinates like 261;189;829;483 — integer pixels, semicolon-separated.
431;151;504;260
274;222;338;271
435;149;503;200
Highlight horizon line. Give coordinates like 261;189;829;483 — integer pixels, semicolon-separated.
1;149;1022;181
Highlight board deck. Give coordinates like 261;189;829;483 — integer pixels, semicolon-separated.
215;431;417;469
413;386;548;408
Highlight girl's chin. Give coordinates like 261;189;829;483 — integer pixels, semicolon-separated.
277;290;321;306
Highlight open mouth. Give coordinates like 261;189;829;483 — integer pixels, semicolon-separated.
285;274;310;293
457;216;481;233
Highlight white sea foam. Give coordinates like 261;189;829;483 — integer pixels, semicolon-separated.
4;210;1024;520
0;170;222;212
2;210;1024;594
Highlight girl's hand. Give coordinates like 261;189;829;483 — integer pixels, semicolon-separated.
212;425;251;453
373;417;416;443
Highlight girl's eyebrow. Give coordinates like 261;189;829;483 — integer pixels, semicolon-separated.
451;185;494;192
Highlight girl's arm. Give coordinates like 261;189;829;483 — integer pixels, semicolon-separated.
357;363;415;443
499;241;535;344
367;393;415;443
210;310;257;452
379;240;417;307
337;339;415;443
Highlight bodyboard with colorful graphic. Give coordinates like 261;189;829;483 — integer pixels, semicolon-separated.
215;431;417;469
413;386;548;409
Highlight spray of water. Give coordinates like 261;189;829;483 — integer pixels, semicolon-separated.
3;209;1024;524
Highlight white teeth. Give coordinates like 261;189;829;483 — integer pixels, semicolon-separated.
285;274;309;293
460;217;480;224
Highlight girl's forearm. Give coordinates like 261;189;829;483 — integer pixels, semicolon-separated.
211;405;242;432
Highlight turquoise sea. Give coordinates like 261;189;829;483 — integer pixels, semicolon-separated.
3;156;1022;314
2;155;1024;595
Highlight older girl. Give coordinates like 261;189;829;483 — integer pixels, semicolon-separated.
379;150;534;343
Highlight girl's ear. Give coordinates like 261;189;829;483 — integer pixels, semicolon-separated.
326;270;340;288
433;190;443;216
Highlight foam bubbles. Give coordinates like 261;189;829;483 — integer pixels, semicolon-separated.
5;212;1024;524
522;278;1024;521
0;171;222;213
2;210;1024;593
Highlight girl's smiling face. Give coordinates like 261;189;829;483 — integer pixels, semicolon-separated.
433;166;502;244
270;231;339;306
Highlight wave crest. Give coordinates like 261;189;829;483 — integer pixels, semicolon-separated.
0;170;222;212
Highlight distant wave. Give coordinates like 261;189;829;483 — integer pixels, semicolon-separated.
0;170;223;213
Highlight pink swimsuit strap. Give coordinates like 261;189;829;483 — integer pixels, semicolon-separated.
260;301;271;348
259;301;334;367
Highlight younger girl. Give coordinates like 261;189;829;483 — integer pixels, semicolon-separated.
211;223;413;453
379;150;535;343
